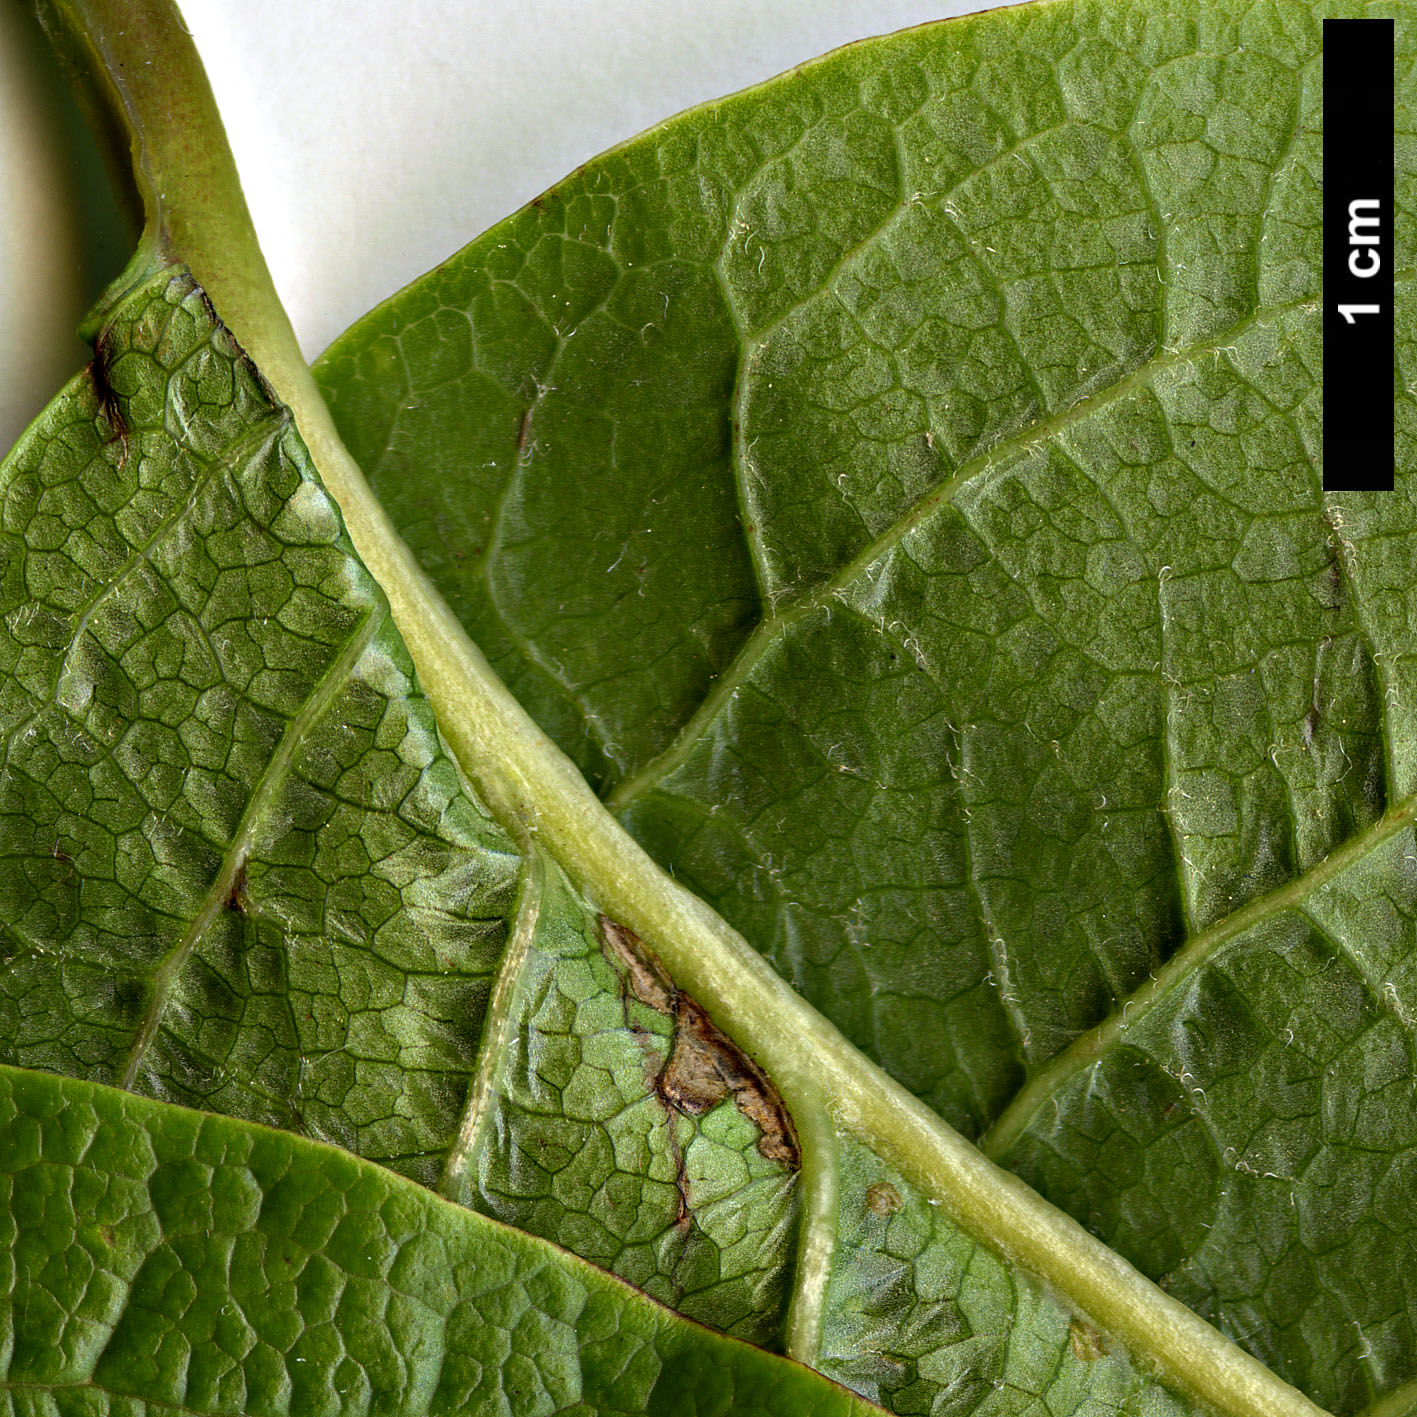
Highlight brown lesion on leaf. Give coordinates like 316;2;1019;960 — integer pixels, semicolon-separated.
1301;702;1322;751
1323;555;1344;611
865;1180;902;1216
1068;1314;1108;1363
599;918;695;1231
599;915;800;1168
226;861;250;914
88;329;131;465
190;282;278;405
1318;506;1350;613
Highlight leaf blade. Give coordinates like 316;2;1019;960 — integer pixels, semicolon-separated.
0;1060;880;1417
9;0;1406;1411
310;1;1417;1411
0;266;522;1182
0;250;1324;1416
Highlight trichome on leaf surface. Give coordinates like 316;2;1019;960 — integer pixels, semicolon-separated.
0;1;1411;1415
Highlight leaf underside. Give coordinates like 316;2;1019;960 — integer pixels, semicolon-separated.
311;0;1417;1412
0;262;1214;1416
2;0;1415;1414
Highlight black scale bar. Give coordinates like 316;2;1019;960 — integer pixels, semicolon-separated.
1323;18;1395;491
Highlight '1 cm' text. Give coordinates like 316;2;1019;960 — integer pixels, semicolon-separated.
1338;198;1383;324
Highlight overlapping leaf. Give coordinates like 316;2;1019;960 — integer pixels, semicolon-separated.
310;0;1417;1412
0;266;825;1403
0;1062;876;1417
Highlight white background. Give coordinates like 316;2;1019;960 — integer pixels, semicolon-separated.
1;0;1026;453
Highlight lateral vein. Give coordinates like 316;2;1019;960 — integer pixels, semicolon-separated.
263;276;1334;1417
981;790;1417;1161
439;848;543;1203
784;1087;840;1365
120;599;385;1090
607;294;1320;811
108;35;1334;1407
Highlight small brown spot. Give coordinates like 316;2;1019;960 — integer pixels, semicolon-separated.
516;407;532;457
227;862;249;914
865;1181;902;1216
1068;1315;1107;1363
598;915;799;1167
193;282;277;405
88;333;130;464
1325;557;1344;609
1301;703;1321;749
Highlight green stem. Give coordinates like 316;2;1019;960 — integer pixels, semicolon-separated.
38;5;1333;1417
35;0;284;342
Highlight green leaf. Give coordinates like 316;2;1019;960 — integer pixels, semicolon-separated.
306;0;1413;1412
0;1061;878;1416
0;265;514;1173
0;260;883;1413
0;250;1255;1417
3;0;1408;1415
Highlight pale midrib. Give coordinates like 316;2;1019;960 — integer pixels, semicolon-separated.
119;599;384;1089
439;847;543;1203
605;292;1319;813
288;432;1334;1417
981;789;1417;1161
98;22;1334;1416
51;3;1352;1414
